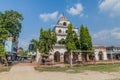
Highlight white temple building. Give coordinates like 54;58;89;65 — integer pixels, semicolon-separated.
53;14;78;41
49;14;120;63
50;14;78;63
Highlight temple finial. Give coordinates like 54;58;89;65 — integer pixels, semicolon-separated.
62;13;64;16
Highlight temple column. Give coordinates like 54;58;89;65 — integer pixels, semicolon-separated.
49;54;54;64
95;52;99;61
60;53;64;63
103;52;107;60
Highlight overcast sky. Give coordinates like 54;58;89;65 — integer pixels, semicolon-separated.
0;0;120;49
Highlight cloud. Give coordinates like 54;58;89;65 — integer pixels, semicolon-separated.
66;3;84;16
99;0;120;17
92;27;120;45
40;11;59;22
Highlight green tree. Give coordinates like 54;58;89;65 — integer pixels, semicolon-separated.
85;27;92;51
0;43;6;57
30;39;39;51
0;28;8;42
58;38;66;44
0;10;23;65
0;10;23;38
66;24;76;52
73;32;80;50
65;24;77;67
0;43;8;65
0;28;8;64
39;28;57;54
80;24;93;61
85;27;93;61
80;25;88;50
19;50;27;57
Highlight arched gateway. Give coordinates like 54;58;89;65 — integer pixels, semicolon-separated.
64;52;69;63
54;51;60;62
98;51;103;60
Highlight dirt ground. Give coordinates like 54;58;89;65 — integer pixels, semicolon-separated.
0;63;120;80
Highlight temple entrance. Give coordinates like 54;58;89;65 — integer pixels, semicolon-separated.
54;51;60;62
64;52;69;63
115;54;120;60
73;53;78;63
98;51;103;60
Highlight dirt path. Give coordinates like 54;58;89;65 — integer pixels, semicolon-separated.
0;63;120;80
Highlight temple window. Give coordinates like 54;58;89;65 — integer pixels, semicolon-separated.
58;29;62;33
63;22;66;26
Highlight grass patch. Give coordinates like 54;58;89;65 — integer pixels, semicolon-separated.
74;64;120;72
35;67;68;72
0;67;10;72
35;64;120;73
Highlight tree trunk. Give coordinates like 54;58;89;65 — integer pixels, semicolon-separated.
70;52;73;68
3;57;8;66
82;54;86;64
87;54;90;61
0;56;2;63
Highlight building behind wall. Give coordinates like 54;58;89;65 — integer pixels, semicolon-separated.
35;14;120;63
93;45;107;61
106;46;120;60
4;36;18;54
50;14;120;63
94;45;120;61
4;37;13;53
28;42;37;56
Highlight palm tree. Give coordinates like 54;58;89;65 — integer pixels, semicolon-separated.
30;39;39;51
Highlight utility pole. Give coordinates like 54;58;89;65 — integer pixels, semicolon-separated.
70;50;73;68
111;51;114;64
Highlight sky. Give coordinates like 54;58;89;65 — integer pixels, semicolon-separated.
0;0;120;49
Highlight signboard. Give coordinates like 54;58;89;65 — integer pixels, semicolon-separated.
5;40;12;52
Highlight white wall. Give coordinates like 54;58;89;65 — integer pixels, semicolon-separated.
57;36;66;41
50;47;67;55
95;52;99;61
58;21;70;26
103;52;107;60
95;51;107;61
55;27;67;34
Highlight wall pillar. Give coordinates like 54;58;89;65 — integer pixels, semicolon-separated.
78;53;82;62
95;52;99;61
49;54;54;64
60;53;64;63
103;52;107;60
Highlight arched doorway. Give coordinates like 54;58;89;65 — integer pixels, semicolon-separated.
73;53;78;62
54;51;60;62
64;52;69;63
98;51;103;60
